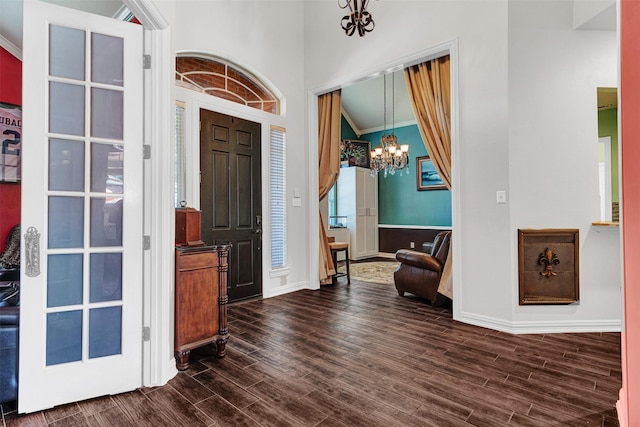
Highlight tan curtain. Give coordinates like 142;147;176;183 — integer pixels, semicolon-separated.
405;56;453;299
404;56;451;189
318;90;342;284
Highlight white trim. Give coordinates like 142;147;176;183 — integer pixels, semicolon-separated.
458;311;622;334
123;0;169;30
449;40;462;326
341;108;362;137
269;267;291;278
378;224;452;230
308;90;320;290
175;84;283;307
599;136;613;222
310;40;455;96
263;280;311;299
0;33;21;60
112;5;135;22
308;39;460;309
145;26;177;387
359;119;418;136
122;0;174;387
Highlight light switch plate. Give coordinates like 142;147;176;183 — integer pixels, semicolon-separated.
496;190;507;204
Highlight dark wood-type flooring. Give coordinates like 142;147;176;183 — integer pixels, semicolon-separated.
2;276;621;426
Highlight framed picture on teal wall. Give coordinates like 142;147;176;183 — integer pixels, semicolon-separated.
340;139;370;168
416;156;446;191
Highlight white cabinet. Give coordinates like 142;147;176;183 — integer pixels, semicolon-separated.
337;167;379;260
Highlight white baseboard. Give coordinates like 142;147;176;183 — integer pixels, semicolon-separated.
457;311;622;334
263;280;312;299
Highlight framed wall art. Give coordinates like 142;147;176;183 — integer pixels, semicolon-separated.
416;156;446;190
517;228;580;305
340;139;371;168
0;102;22;183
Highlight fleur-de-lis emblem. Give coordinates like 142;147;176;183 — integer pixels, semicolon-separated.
538;248;559;278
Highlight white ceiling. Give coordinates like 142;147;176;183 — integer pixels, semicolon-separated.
341;70;416;136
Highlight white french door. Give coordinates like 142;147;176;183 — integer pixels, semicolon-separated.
20;0;143;413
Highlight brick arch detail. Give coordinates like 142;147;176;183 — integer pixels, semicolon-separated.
176;56;280;115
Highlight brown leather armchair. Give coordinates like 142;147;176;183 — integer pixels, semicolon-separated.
394;231;451;305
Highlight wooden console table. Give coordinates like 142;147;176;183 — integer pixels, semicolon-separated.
174;245;229;370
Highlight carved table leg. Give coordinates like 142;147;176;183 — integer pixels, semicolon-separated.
215;336;228;358
175;349;191;371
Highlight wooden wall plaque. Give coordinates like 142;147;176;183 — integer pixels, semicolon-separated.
518;229;579;305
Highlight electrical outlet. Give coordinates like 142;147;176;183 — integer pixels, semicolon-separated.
410;241;415;248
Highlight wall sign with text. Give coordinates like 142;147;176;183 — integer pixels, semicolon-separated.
0;102;21;183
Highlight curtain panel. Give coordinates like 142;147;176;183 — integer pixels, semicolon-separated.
405;56;453;299
404;56;451;189
318;90;342;284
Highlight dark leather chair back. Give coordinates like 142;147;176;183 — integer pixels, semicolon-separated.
431;231;451;265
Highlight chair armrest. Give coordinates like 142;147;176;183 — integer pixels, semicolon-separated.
395;249;443;272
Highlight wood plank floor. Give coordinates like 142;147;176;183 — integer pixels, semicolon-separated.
2;277;621;426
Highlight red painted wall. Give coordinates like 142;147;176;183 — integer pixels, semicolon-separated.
0;47;21;253
619;0;640;425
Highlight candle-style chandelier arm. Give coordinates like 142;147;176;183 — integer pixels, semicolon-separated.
339;0;375;37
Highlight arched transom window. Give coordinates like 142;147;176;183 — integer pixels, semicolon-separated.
176;56;280;115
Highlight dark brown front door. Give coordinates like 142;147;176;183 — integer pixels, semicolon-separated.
200;109;262;302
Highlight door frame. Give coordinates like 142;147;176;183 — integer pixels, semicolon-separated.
175;86;274;302
119;0;174;386
598;136;613;222
306;39;461;316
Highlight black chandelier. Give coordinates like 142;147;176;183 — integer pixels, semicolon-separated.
339;0;375;37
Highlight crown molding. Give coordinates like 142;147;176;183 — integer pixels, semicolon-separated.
340;108;362;137
359;119;418;136
0;34;22;61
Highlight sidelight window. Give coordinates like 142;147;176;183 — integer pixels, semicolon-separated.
174;101;186;207
270;126;287;268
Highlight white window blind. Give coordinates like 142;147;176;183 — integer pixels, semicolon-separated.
174;102;186;208
270;126;287;268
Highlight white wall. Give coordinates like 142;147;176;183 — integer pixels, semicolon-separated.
508;0;621;330
304;0;515;323
154;0;311;297
304;0;621;332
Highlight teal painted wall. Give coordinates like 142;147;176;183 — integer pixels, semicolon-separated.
362;125;452;226
598;108;619;202
341;115;358;140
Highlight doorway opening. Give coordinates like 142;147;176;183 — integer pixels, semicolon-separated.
309;41;461;317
